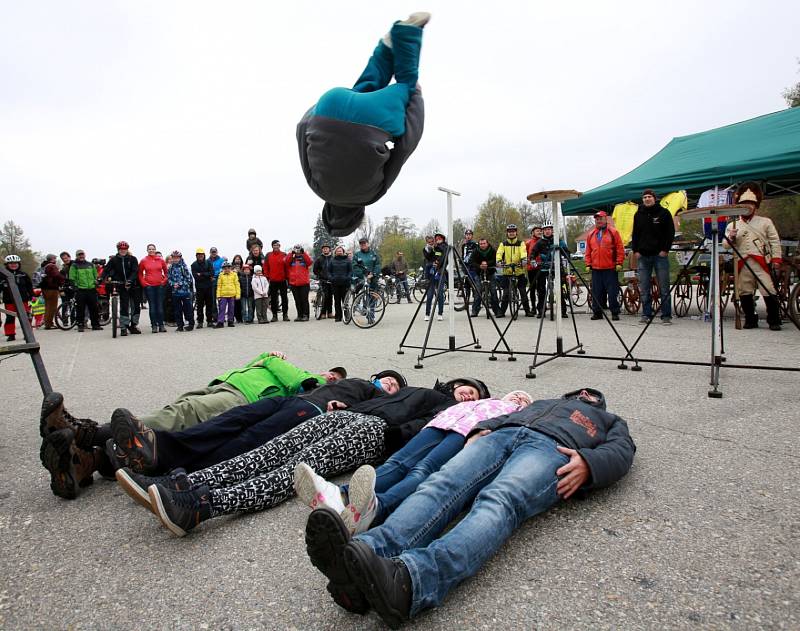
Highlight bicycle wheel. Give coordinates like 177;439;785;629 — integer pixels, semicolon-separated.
342;290;353;325
789;282;800;328
413;282;427;303
623;284;640;314
508;281;520;320
313;290;324;320
650;278;661;313
111;295;118;338
453;280;469;312
352;290;385;328
673;271;693;318
570;279;588;307
55;299;77;330
696;279;709;313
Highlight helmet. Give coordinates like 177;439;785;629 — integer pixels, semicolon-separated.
116;241;129;250
506;224;517;231
4;254;21;263
91;258;99;265
529;224;541;231
371;369;407;389
542;224;553;230
196;247;205;254
97;258;107;266
464;228;474;235
171;250;182;258
248;228;256;235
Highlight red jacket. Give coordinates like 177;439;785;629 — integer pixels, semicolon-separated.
286;252;312;286
526;237;540;271
584;227;624;270
264;251;288;282
138;255;167;287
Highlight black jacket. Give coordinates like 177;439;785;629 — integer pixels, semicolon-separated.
469;245;497;276
99;254;139;286
350;387;457;454
297;88;424;236
313;254;332;281
299;378;385;411
473;391;635;490
1;267;34;303
191;258;214;290
630;205;675;256
329;255;352;286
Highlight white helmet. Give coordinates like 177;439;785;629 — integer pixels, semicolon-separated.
4;254;21;263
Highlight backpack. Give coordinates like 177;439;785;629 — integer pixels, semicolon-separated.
32;268;45;288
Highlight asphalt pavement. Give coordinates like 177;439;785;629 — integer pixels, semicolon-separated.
1;302;798;630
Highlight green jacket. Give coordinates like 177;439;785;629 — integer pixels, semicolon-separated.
211;354;325;404
68;260;98;289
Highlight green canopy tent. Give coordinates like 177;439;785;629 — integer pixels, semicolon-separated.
563;107;800;215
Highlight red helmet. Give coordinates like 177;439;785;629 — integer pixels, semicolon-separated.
116;241;129;250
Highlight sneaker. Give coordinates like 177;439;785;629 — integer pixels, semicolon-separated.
341;465;378;535
294;462;346;513
176;327;184;332
185;324;194;331
424;314;430;321
116;466;190;513
271;315;278;322
590;313;602;320
611;313;620;321
437;315;443;321
661;318;673;326
105;438;126;471
305;507;369;614
214;322;224;329
40;428;80;500
148;483;212;537
110;408;157;474
158;325;167;332
343;541;413;628
128;325;141;334
151;326;158;333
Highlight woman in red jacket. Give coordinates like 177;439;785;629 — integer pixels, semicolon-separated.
286;245;312;322
584;212;625;321
138;244;168;333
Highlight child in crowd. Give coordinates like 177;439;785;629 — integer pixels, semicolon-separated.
251;265;270;324
167;250;195;332
215;261;240;329
29;288;46;328
295;389;533;534
239;264;254;324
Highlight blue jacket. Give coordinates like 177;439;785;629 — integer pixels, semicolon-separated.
167;260;193;298
210;255;224;279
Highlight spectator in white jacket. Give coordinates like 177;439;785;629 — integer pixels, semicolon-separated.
252;265;271;324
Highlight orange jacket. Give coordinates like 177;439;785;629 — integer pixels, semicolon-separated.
584;227;624;270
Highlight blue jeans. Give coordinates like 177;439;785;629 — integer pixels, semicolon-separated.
144;285;165;327
637;254;671;318
356;427;568;616
425;275;445;316
372;428;465;523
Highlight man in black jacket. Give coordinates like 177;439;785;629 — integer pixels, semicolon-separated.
110;371;407;477
630;188;675;324
297;13;429;237
312;244;334;318
304;388;636;628
468;238;500;317
191;248;215;329
98;241;141;335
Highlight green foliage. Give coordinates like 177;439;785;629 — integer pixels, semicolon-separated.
783;59;800;107
0;220;41;273
374;215;426;272
565;216;594;250
762;195;800;240
472;193;523;247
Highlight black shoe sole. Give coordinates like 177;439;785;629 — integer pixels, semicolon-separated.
39;391;64;438
110;408;156;473
41;430;79;500
305;508;369;615
344;542;408;629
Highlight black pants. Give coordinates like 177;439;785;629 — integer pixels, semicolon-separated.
195;286;214;324
75;288;100;328
333;284;348;320
527;269;540;311
291;284;310;318
153;397;321;473
498;275;531;315
119;286;141;328
269;280;289;316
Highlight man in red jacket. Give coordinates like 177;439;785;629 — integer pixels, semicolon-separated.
265;240;290;322
584;211;625;321
287;245;313;322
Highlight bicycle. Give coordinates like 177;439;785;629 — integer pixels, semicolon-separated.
497;263;522;319
313;280;331;320
567;273;588;307
55;291;78;330
471;269;499;318
103;280;125;338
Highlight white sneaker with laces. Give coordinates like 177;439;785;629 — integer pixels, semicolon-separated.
341;465;378;535
424;315;430;321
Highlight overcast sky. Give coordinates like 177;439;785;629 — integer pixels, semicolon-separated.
1;0;797;261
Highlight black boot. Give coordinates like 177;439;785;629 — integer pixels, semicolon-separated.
740;294;758;329
764;295;782;331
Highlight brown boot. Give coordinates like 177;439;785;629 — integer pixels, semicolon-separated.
40;428;80;500
39;392;100;450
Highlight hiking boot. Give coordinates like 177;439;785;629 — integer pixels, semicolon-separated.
128;325;141;334
294;462;345;513
344;541;412;628
116;466;190;513
341;465;378;535
40;428;80;499
39;392;100;449
110;408;157;474
305;507;369;614
149;483;212;537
